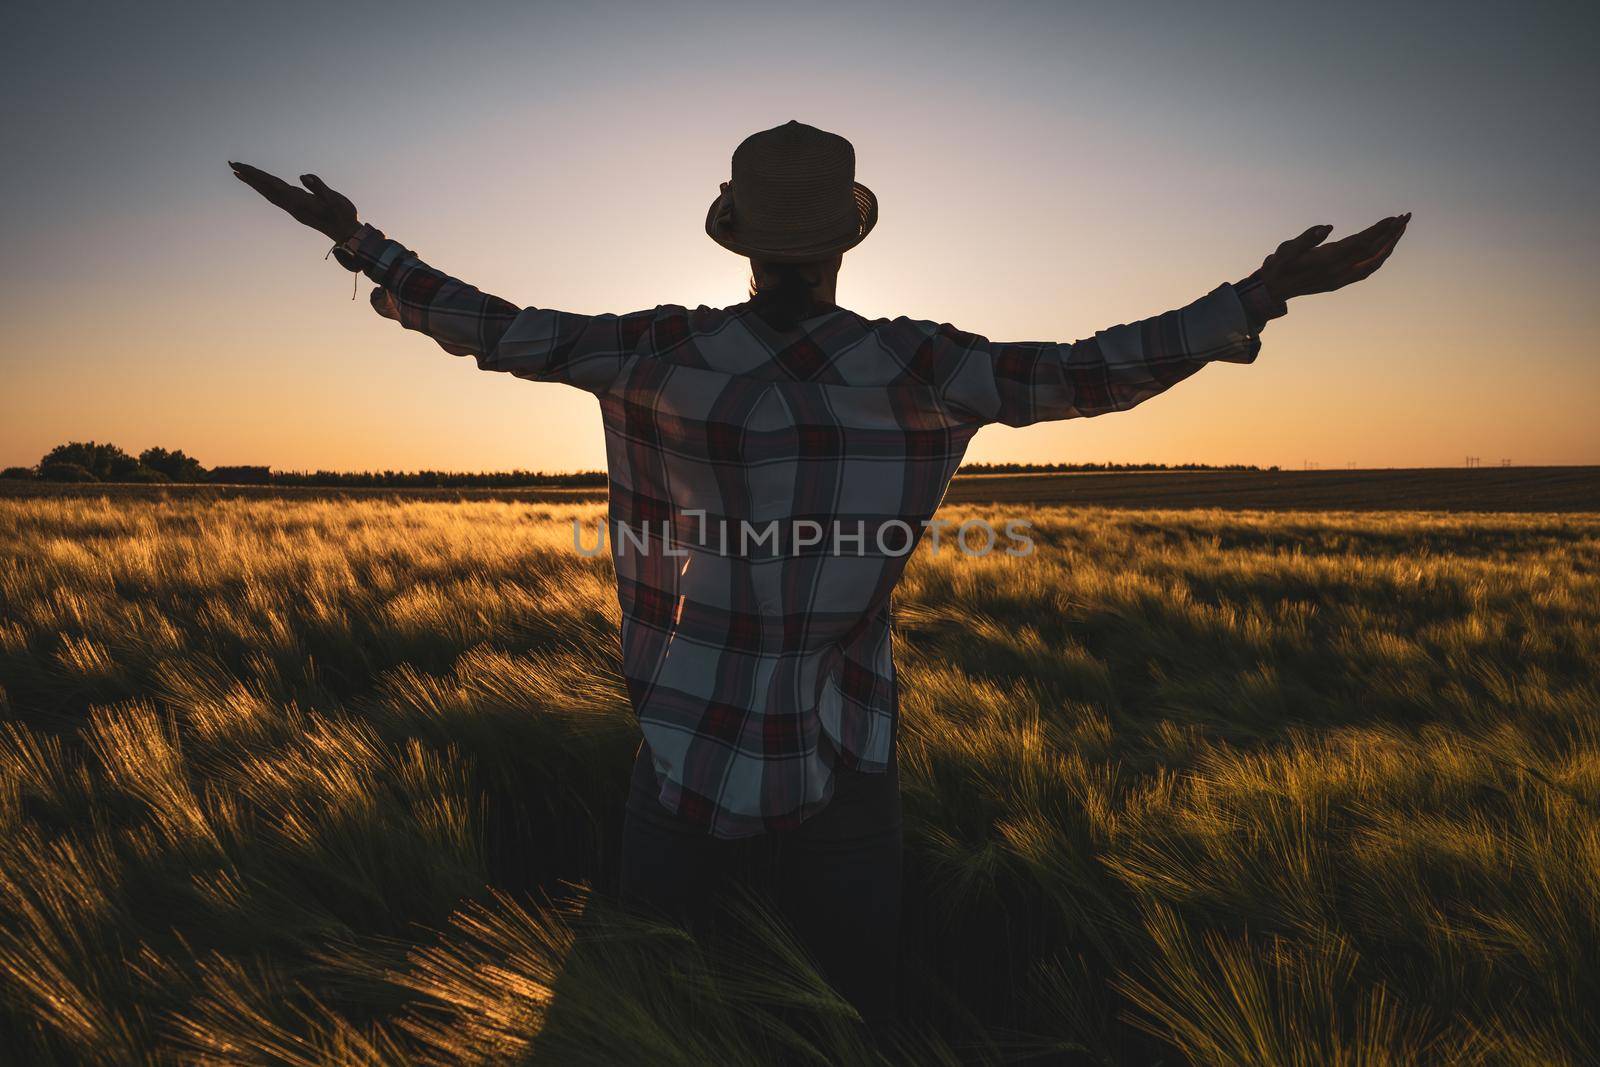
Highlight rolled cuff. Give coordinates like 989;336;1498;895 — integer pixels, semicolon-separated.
1232;270;1288;333
331;223;412;286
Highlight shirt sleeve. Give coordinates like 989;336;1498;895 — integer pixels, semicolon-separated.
938;278;1286;427
333;224;650;395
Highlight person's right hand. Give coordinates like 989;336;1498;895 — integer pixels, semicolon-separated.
1259;213;1410;302
230;161;360;244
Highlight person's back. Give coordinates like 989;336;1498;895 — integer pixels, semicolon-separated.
592;299;968;834
231;120;1407;1026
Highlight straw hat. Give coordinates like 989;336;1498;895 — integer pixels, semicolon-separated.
705;120;878;263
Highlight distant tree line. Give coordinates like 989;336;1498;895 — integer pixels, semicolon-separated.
265;469;607;488
1;441;1274;487
959;461;1277;473
0;442;607;488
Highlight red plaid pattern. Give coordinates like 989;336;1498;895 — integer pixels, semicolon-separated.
337;224;1281;837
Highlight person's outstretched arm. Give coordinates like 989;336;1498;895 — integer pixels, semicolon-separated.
230;162;646;394
940;216;1409;426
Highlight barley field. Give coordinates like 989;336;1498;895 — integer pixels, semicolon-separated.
1;492;1597;1065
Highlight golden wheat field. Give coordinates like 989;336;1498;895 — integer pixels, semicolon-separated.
1;493;1597;1065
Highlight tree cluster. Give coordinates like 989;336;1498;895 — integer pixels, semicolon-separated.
4;442;212;485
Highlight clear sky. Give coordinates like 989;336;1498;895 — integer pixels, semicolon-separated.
3;0;1596;472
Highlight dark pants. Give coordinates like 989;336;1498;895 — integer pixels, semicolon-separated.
619;736;904;1026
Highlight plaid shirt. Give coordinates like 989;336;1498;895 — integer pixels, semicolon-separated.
335;224;1284;837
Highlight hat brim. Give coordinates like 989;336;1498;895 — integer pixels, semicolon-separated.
705;182;878;263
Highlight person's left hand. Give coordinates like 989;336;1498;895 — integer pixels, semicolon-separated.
230;161;360;244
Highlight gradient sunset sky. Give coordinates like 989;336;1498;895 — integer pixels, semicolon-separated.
3;0;1596;472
